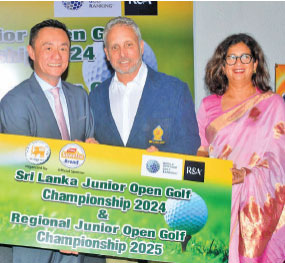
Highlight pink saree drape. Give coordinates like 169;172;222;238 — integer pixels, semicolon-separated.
197;90;285;263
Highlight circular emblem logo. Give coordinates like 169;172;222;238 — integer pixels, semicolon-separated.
146;160;160;173
25;141;51;165
62;1;83;10
59;144;85;169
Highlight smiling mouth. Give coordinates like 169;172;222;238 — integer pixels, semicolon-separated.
48;63;62;67
234;69;245;73
118;58;131;64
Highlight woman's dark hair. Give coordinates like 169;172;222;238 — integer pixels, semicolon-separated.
205;33;271;95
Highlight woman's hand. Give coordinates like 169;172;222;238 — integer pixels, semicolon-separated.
196;146;209;157
232;167;246;185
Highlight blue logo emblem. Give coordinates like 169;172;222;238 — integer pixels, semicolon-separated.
146;160;160;173
62;1;83;10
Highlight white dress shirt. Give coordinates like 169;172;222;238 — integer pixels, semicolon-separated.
34;73;71;136
109;62;148;146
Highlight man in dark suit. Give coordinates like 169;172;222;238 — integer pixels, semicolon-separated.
89;16;200;155
89;16;200;263
0;19;103;263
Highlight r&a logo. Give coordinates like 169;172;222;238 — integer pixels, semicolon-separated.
184;161;205;183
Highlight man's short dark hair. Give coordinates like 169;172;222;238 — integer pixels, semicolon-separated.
29;19;71;47
28;19;71;69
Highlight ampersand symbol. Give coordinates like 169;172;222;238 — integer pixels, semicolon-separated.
97;209;109;220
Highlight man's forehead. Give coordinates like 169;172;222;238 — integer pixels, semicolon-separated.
41;41;69;46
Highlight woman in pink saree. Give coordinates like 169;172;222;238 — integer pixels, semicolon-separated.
197;33;285;263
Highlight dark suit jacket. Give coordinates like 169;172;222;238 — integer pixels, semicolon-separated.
89;67;200;155
0;74;94;141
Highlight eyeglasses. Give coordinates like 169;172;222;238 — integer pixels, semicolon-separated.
225;54;253;66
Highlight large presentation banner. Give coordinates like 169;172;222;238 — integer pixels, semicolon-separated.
0;134;232;262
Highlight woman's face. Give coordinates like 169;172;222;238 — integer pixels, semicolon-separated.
223;42;258;86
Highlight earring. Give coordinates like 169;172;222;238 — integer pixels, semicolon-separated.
253;69;256;74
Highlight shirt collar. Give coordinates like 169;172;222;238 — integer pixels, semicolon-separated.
113;62;147;87
34;72;62;92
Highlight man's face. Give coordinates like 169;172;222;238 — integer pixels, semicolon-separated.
27;27;70;86
104;24;144;83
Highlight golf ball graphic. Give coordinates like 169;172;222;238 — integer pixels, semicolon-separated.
82;41;113;92
142;40;158;71
164;192;208;235
82;40;157;92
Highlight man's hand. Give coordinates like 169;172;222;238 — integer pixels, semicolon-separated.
60;250;78;255
74;138;99;144
85;137;99;144
147;145;159;152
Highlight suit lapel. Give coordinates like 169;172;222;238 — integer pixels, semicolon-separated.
102;80;124;145
29;75;61;138
127;68;155;146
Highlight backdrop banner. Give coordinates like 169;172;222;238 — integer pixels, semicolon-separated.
0;134;232;262
0;1;194;99
275;64;285;102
